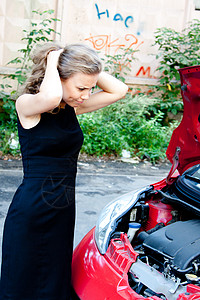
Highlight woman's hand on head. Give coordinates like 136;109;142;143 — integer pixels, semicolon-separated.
46;49;63;67
38;48;64;104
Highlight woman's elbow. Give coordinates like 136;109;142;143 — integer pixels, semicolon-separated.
42;92;62;108
118;83;129;99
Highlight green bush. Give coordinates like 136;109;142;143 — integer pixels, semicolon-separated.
78;94;178;163
0;10;60;156
153;19;200;115
0;89;19;156
103;47;137;83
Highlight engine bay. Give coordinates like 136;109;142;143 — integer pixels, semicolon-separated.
109;165;200;299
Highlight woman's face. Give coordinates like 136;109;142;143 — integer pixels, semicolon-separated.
61;73;99;108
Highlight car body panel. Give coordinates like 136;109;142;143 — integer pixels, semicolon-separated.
72;228;161;300
166;66;200;174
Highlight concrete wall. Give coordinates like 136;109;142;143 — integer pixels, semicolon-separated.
0;0;200;86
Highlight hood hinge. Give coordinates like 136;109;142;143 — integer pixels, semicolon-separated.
166;146;181;184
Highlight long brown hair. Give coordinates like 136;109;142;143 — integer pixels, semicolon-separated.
23;43;102;94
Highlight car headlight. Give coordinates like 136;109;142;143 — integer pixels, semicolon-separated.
95;186;151;254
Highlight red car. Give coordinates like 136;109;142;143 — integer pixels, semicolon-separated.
72;66;200;300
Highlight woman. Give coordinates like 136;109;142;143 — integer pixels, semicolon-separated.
0;43;128;300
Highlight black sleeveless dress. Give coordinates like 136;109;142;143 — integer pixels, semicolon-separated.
0;104;83;300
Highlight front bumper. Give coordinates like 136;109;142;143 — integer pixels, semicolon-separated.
72;227;144;299
72;228;200;300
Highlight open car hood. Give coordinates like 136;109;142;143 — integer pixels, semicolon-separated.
166;66;200;175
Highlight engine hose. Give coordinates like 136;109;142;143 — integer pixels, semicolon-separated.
173;265;193;275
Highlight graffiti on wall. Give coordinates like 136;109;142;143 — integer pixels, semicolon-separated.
85;3;155;79
136;66;152;78
85;33;144;56
95;3;134;28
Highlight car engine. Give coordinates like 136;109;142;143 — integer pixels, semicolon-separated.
112;166;200;299
126;218;200;299
141;219;200;277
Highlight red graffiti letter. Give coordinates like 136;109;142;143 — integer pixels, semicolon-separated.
136;66;151;77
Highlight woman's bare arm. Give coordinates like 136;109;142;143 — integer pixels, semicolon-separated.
16;50;63;118
75;72;128;115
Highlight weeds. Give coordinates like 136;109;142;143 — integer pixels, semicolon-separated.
153;19;200;116
78;94;178;163
0;10;60;156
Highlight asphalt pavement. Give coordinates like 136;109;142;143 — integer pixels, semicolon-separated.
0;158;171;259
